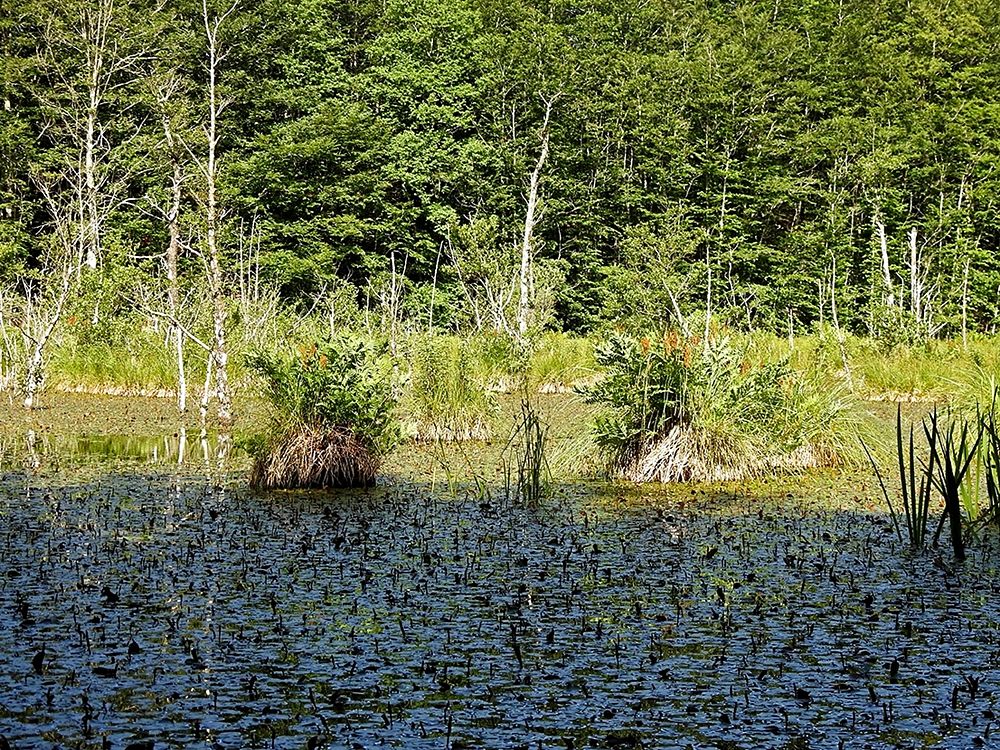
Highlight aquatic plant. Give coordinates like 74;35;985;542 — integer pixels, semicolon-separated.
866;406;983;560
245;337;399;488
502;397;550;505
983;405;1000;529
584;331;863;482
862;405;934;550
926;409;982;561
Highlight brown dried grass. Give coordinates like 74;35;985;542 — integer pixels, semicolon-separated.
408;419;492;443
615;424;835;483
249;424;381;489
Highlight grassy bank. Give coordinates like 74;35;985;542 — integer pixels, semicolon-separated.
27;327;1000;406
4;318;999;489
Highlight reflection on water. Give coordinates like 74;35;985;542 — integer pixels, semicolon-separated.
1;428;231;469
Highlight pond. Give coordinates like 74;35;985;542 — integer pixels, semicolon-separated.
1;415;999;749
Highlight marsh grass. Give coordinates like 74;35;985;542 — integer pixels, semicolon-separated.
502;397;550;505
586;332;866;483
528;333;596;392
49;337;185;395
403;335;497;441
862;406;934;549
746;331;1000;404
983;407;1000;529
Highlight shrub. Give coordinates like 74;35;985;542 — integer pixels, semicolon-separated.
245;337;399;488
584;331;862;482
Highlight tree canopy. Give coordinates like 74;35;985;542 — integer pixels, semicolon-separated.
3;0;1000;336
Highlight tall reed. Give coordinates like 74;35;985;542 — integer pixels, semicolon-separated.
926;409;981;562
862;405;934;549
503;397;550;506
983;409;1000;529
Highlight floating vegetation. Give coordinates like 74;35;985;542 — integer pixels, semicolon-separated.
1;453;1000;748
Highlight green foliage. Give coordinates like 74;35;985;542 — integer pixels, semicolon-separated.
403;334;497;440
7;0;1000;414
584;331;862;481
245;337;400;456
5;0;1000;339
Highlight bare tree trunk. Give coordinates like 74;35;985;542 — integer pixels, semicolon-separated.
167;157;187;413
876;219;894;308
155;77;188;414
830;255;854;391
817;278;824;327
517;99;553;342
386;251;401;357
962;257;970;350
81;0;114;273
908;226;920;323
40;0;119;278
23;162;88;409
84;78;100;270
199;346;214;430
703;242;712;351
200;0;238;427
428;241;442;333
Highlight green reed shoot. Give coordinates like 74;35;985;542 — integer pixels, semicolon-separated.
927;409;981;562
503;397;550;506
862;405;934;549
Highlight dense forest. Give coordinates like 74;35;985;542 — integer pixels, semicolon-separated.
2;0;1000;349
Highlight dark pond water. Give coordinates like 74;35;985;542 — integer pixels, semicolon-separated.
2;442;1000;749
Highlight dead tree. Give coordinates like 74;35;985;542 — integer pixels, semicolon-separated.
19;177;82;409
148;71;190;413
39;0;144;276
191;0;239;427
516;97;554;342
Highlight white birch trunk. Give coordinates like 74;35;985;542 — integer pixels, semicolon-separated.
168;161;187;413
908;226;920;322
962;258;970;350
876;220;894;308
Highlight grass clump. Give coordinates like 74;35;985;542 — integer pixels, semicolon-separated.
528;333;595;393
584;331;863;483
245;338;399;489
403;334;497;441
48;329;185;396
502;397;550;505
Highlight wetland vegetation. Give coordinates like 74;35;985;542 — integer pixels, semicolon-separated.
4;0;1000;746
